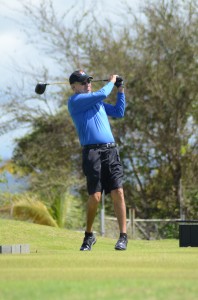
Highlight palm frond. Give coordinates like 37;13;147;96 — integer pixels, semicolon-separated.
0;194;58;227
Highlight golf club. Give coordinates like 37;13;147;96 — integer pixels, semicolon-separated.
35;81;68;95
35;78;122;95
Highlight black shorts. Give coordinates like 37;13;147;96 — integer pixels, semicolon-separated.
82;146;123;195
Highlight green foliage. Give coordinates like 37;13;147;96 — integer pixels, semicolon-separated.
13;108;80;175
11;108;85;227
0;191;85;230
0;193;58;227
118;0;198;219
50;194;67;228
0;172;6;184
0;157;7;185
157;223;179;239
50;192;85;229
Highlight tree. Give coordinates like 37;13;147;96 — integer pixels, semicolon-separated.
121;0;198;220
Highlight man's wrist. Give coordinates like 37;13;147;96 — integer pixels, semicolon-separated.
118;86;124;93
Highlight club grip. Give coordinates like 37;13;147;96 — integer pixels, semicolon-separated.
92;79;108;82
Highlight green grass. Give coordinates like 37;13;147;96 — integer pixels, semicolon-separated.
0;218;198;300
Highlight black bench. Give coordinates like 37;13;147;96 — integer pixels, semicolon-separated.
178;221;198;247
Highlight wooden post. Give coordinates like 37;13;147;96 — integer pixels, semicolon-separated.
100;191;105;236
130;208;135;239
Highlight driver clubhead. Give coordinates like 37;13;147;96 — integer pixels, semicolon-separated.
35;83;48;94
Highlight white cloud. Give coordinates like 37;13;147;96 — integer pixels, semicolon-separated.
1;33;22;50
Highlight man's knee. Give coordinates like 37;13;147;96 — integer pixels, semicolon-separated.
89;192;101;203
111;187;124;197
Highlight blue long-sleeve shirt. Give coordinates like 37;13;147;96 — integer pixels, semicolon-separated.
68;82;125;146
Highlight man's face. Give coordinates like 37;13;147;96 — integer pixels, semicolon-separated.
72;79;92;94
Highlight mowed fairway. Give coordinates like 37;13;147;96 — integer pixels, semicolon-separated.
0;219;198;300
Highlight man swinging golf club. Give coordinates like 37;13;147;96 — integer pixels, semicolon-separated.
67;70;128;251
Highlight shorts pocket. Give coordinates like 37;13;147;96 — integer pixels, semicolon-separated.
116;148;121;162
82;149;88;176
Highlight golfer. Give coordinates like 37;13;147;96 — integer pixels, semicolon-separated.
68;70;128;251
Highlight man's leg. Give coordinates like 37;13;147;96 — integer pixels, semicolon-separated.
111;188;126;233
111;188;128;250
80;192;101;251
86;192;101;232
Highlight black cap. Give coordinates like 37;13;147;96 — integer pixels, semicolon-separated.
69;70;93;84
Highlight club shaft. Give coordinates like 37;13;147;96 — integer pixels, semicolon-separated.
47;79;108;85
47;82;69;85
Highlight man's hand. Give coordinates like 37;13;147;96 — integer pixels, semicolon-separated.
114;76;124;88
109;75;124;92
109;74;118;84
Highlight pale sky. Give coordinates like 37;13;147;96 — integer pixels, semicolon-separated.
0;0;140;160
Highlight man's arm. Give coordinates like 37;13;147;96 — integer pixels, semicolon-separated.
68;82;114;114
117;86;124;93
103;90;125;118
68;74;118;114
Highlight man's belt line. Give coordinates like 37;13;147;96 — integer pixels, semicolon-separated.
83;143;117;149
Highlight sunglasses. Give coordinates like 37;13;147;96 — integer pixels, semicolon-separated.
80;78;92;85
